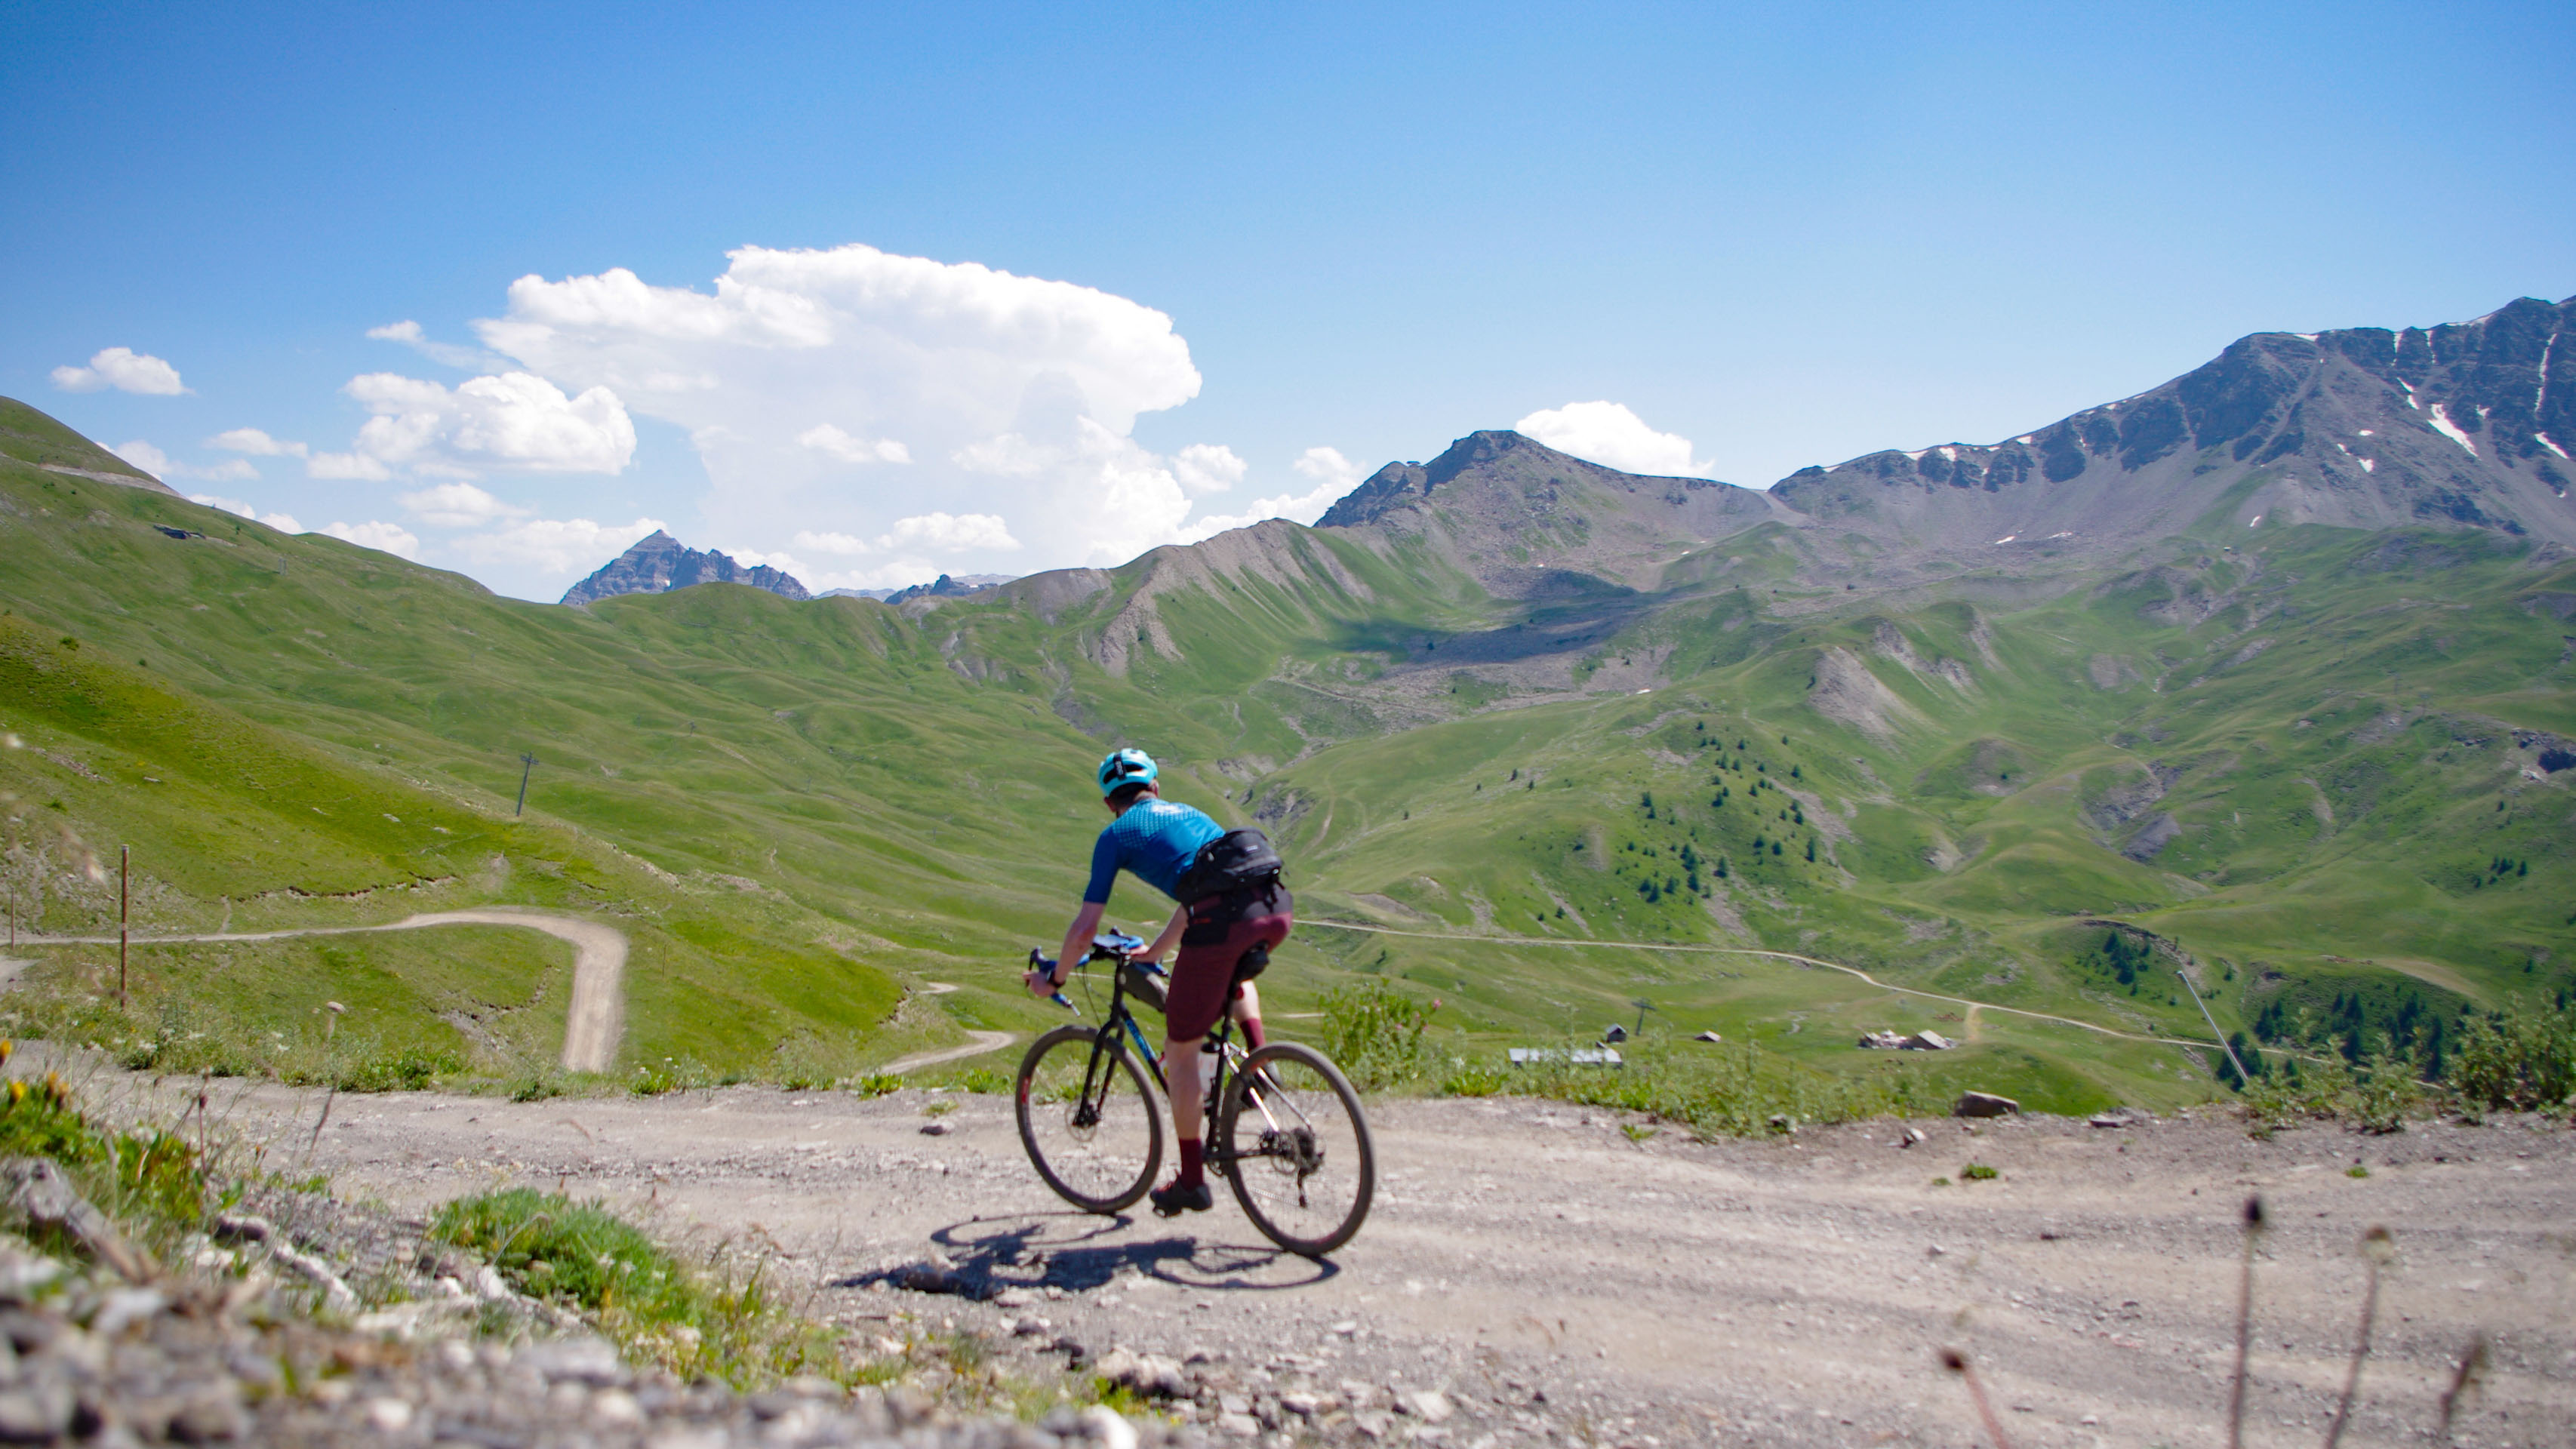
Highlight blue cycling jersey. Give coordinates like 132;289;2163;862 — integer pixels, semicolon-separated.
1083;797;1226;904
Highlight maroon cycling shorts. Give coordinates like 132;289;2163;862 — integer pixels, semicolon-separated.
1165;883;1292;1042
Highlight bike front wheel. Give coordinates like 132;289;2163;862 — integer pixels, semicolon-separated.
1217;1041;1374;1257
1015;1025;1164;1213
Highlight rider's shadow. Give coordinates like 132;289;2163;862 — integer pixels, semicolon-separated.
833;1214;1336;1299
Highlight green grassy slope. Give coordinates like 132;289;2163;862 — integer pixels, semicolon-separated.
5;396;2568;1111
1245;525;2576;1110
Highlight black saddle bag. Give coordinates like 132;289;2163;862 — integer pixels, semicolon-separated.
1173;827;1283;906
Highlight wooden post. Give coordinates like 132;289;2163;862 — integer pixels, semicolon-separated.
515;752;537;816
118;845;129;1010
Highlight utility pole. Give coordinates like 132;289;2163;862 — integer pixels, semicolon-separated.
118;845;129;1011
515;753;537;817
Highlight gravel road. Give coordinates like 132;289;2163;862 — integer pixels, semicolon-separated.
186;1075;2573;1449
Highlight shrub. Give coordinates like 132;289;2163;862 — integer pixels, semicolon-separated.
331;1044;466;1093
1959;1162;1999;1180
509;1072;568;1103
2351;1035;2427;1133
846;1074;903;1097
1318;980;1439;1091
2242;1051;2356;1134
632;1057;716;1097
953;1066;1009;1095
2448;995;2576;1112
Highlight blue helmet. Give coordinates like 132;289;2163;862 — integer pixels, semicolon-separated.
1097;747;1159;798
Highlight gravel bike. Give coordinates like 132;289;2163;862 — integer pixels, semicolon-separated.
1013;931;1374;1257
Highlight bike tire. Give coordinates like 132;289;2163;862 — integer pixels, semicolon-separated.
1015;1025;1164;1214
1217;1041;1374;1257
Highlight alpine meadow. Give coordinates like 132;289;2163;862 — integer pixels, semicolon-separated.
4;296;2573;1118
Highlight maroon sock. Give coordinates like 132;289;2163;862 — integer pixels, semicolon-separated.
1176;1137;1205;1189
1242;1017;1267;1051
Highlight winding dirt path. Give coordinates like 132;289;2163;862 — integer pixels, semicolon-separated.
17;909;626;1072
878;981;1015;1075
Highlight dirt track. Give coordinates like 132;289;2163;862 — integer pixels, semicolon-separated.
20;909;627;1070
180;1072;2571;1449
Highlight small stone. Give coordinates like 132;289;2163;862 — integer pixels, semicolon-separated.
1953;1091;2020;1118
1011;1316;1051;1337
993;1287;1033;1308
594;1389;645;1426
519;1336;625;1385
1217;1411;1259;1436
1399;1390;1454;1423
921;1121;952;1136
167;1383;245;1443
89;1287;166;1339
362;1397;413;1432
0;1383;72;1440
1082;1405;1138;1449
1279;1392;1323;1417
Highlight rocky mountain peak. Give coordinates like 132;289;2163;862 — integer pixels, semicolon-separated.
559;530;812;607
1770;293;2576;558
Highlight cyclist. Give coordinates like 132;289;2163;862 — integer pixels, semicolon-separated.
1024;747;1291;1216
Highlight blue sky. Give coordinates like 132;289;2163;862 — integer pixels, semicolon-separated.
5;1;2569;601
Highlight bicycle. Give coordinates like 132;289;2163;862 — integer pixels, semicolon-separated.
1013;931;1375;1258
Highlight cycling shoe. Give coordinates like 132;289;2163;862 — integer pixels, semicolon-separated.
1149;1179;1213;1216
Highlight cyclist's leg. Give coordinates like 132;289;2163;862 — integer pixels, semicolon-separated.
1231;981;1264;1050
1230;884;1293;1051
1154;898;1234;1211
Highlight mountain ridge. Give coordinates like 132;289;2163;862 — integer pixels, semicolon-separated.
561;529;812;606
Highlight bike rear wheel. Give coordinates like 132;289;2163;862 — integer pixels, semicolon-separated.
1016;1025;1164;1213
1217;1041;1374;1257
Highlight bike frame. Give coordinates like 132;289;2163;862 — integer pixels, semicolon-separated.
1055;938;1251;1160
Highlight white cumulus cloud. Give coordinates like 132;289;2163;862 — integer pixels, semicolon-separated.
110;439;256;483
366;319;488;369
335;371;636;478
209;428;308;457
885;512;1020;552
306;451;393;481
470;243;1205;571
1172;444;1247;496
455;516;663;575
189;494;304;533
1173;446;1364;543
797;423;912;464
1514;401;1713;478
319;520;422;559
787;512;1019;555
51;348;189;395
399;481;528;528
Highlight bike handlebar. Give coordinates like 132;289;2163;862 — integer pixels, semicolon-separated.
1031;932;1159;1011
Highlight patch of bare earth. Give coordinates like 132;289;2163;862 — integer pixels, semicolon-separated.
210;1080;2569;1448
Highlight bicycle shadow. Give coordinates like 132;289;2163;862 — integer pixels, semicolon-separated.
833;1211;1337;1300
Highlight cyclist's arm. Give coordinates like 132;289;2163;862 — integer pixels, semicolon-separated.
1132;901;1189;966
1052;900;1107;987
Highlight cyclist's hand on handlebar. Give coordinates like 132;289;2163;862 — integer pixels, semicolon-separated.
1023;961;1060;998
